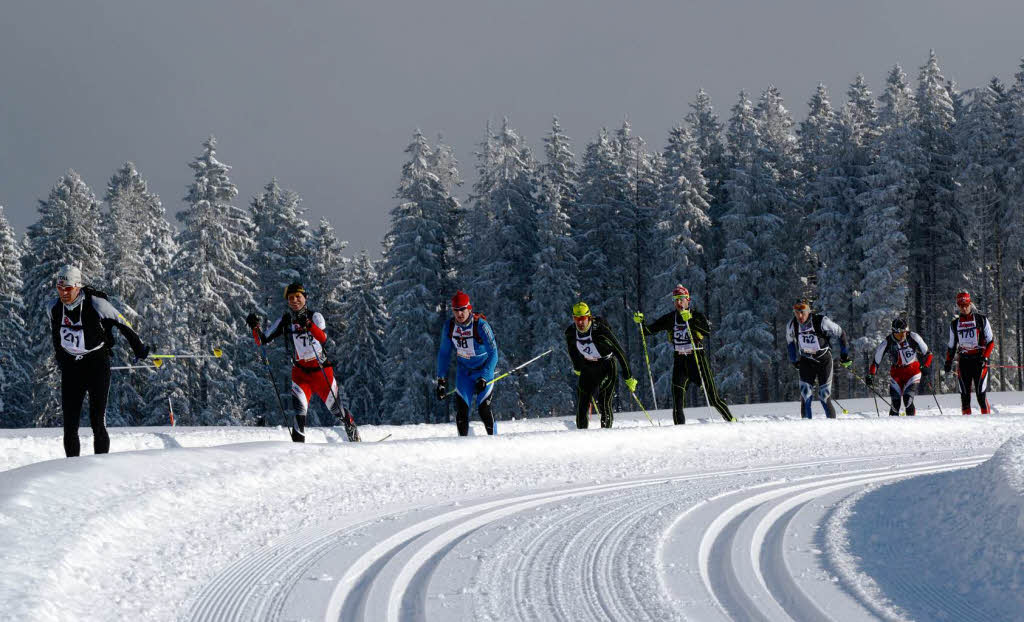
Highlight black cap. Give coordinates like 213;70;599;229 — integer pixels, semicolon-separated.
891;317;908;333
283;282;306;300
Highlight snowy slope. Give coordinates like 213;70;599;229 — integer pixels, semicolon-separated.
0;393;1022;621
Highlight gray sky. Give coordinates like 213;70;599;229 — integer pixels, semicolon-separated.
2;0;1022;257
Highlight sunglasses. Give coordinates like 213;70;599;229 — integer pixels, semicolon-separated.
573;315;590;320
793;305;810;311
453;306;470;312
673;295;690;301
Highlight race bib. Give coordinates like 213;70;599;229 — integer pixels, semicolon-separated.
895;342;918;366
59;325;88;355
956;320;979;351
452;324;477;359
291;326;323;362
672;322;693;355
798;327;821;354
576;336;601;361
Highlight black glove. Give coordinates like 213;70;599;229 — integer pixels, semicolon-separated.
246;312;260;329
292;308;310;326
864;373;873;387
135;343;151;363
475;377;488;393
792;360;800;370
921;364;932;380
839;352;852;368
943;360;952;373
436;377;447;401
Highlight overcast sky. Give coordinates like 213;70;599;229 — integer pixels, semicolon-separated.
2;0;1022;257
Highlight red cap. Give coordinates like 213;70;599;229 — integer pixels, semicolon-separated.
451;290;471;310
672;284;690;298
956;291;971;307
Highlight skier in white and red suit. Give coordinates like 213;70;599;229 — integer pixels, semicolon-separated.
865;318;933;416
944;290;995;415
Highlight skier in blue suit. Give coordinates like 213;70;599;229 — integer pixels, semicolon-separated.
436;290;499;436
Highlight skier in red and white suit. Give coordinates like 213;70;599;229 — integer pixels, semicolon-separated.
247;283;360;442
866;318;933;416
944;290;995;415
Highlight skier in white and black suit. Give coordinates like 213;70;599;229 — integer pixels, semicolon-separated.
866;317;934;416
785;298;851;419
944;290;995;415
50;265;150;457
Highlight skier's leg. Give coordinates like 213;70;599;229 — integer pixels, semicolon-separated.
671;356;688;425
817;355;836;419
888;379;902;416
477;393;495;435
61;367;87;457
697;351;734;422
977;361;990;414
575;378;590;429
798;359;815;419
903;381;919;416
454;393;470;436
321;368;360;442
290;370;311;443
957;360;972;414
599;364;617;428
86;362;112;454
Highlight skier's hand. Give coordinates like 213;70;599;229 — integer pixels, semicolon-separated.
791;360;800;371
943;360;952;373
680;309;693;322
134;343;151;364
982;357;989;368
864;374;873;387
632;311;644;324
839;352;852;368
474;377;488;393
435;378;447;401
246;312;260;329
573;369;581;376
624;377;638;393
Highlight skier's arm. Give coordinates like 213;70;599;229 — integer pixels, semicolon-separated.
479;320;499;379
436;319;453;378
785;320;799;363
821;316;849;358
945;320;956;365
910;332;933;367
50;303;72;369
92;297;147;357
565;326;584;372
982;317;995;358
868;339;887;375
642;311;675;336
262;315;286;344
599;327;632;378
308;312;327;344
688;311;712;339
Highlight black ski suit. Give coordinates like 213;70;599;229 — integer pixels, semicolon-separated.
639;309;734;424
945;312;995;414
565;317;632;429
51;288;148;457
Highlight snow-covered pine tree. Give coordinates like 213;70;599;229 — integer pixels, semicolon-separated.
23;171;106;426
382;130;461;424
170;137;259;425
522;117;580;418
0;207;31;427
685;89;727;318
461;118;540;418
102;162;178;425
337;251;387;424
1004;59;1024;388
913;51;965;350
856;65;917;361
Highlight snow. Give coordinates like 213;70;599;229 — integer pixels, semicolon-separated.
1;392;1023;621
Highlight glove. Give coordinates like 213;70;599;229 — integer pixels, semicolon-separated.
245;312;260;329
839;352;852;368
135;343;151;363
921;365;932;382
983;357;989;368
632;311;644;324
792;360;800;370
864;373;873;387
680;309;692;322
943;360;952;373
474;377;488;393
435;378;447;401
573;369;581;376
624;377;638;392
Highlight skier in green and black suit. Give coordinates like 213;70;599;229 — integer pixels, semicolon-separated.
565;301;638;429
633;284;735;424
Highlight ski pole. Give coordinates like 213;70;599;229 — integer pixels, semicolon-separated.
635;317;658;410
305;328;361;442
149;348;223;360
627;390;656;426
445;349;553;397
927;378;944;416
250;327;289;423
110;362;162;371
844;367;893;410
831;397;850;415
683;317;715;413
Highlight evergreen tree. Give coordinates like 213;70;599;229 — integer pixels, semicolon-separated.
23;171;106;426
685;90;727;317
338;251;387;423
102;162;177;425
0;207;31;426
1004;59;1024;388
523;117;580;417
170;137;259;424
382;130;461;424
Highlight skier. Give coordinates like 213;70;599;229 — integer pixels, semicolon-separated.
436;291;499;436
565;301;638;429
246;282;360;442
633;284;735;424
785;298;852;419
865;318;933;416
943;290;995;415
51;265;150;457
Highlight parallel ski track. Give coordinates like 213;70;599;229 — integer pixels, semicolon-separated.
186;453;984;622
